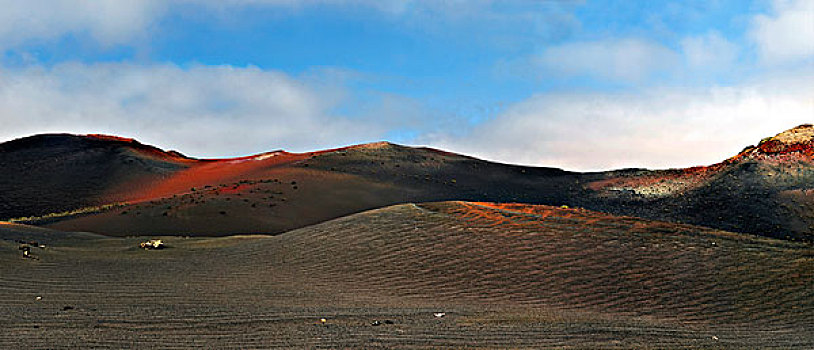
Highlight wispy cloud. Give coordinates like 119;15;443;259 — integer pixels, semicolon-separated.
0;0;164;49
0;0;580;52
680;31;739;69
535;38;679;82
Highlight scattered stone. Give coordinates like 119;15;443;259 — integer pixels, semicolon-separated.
19;245;37;259
434;312;446;318
140;239;165;250
371;320;381;326
35;296;42;301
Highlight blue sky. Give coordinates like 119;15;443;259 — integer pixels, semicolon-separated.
0;0;811;170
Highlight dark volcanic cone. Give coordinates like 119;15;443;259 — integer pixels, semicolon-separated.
0;134;193;220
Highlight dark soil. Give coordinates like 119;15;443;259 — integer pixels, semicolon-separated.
1;202;811;349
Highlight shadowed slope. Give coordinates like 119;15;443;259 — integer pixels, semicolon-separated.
0;134;193;219
1;202;811;348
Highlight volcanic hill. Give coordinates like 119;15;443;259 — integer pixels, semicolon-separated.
1;126;812;348
579;124;814;241
0;125;812;240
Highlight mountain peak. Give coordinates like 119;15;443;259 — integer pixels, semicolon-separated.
730;124;814;161
755;124;813;154
768;124;813;145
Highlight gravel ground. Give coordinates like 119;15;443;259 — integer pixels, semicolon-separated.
1;202;812;349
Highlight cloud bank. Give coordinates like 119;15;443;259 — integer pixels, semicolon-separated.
0;63;414;157
425;74;813;171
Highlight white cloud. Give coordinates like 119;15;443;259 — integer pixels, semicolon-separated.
680;31;739;68
0;0;165;48
536;38;680;82
423;72;814;171
0;62;409;157
750;0;814;64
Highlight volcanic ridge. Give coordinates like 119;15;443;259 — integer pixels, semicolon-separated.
1;125;812;241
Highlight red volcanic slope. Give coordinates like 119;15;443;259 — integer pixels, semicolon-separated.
111;143;400;203
120;151;305;202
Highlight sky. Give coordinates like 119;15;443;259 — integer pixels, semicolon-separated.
0;0;811;171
